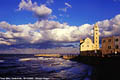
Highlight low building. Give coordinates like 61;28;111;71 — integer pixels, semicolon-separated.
102;36;120;55
80;37;95;51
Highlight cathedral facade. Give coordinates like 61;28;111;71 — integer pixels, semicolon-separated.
80;23;100;52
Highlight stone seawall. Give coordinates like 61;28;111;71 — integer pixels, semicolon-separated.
34;54;61;57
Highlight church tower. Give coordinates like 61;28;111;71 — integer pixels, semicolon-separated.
94;23;99;50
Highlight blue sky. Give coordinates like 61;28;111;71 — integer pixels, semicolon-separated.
0;0;120;51
0;0;120;25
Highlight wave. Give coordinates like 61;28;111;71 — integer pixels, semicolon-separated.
0;60;4;62
19;58;36;61
37;57;54;60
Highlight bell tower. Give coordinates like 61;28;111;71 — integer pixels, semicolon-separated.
94;23;99;50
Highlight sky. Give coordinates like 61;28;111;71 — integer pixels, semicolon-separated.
1;0;120;25
0;0;120;53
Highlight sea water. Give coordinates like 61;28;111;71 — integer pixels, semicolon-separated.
0;54;93;80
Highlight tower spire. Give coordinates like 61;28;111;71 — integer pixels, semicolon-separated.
94;23;99;50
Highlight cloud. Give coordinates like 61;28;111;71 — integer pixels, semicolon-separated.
49;15;57;19
59;14;63;17
0;39;11;45
97;14;120;37
46;0;54;5
18;0;52;20
58;7;67;12
65;3;72;8
1;13;120;46
58;2;72;12
0;20;93;46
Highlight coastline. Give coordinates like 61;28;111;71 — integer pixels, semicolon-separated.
70;55;120;80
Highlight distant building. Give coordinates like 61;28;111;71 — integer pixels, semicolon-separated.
80;23;100;52
102;36;120;55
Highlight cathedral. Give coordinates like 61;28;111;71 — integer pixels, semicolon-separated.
80;23;99;52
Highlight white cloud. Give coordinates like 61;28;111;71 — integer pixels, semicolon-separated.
2;14;120;45
58;7;67;12
65;3;72;8
18;0;52;20
49;15;57;19
46;0;54;5
58;2;72;12
97;14;120;37
0;20;93;45
0;41;11;45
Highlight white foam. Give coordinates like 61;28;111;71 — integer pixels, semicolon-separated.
37;57;54;60
0;60;4;62
37;57;44;60
19;58;32;61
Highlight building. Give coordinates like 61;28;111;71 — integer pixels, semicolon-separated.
80;37;95;51
80;23;100;52
94;24;99;50
102;36;120;55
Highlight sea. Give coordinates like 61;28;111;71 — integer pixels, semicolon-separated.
0;54;93;80
0;54;119;80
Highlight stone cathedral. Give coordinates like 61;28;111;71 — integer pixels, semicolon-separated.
80;23;100;51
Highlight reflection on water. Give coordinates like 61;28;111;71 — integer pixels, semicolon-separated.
0;54;93;80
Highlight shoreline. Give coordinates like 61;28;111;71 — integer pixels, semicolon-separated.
70;56;120;80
